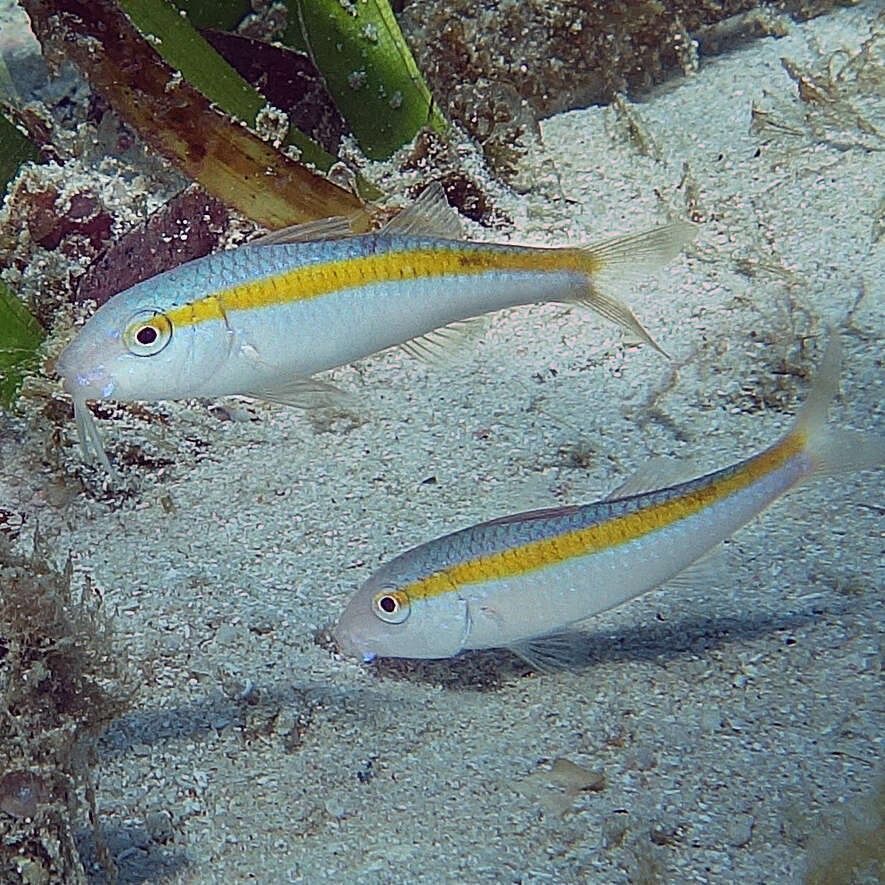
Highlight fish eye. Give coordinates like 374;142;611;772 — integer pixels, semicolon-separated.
371;588;410;624
123;310;173;357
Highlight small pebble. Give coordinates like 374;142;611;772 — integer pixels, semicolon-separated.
701;706;723;731
324;796;347;819
727;813;754;847
626;748;656;771
215;623;240;645
145;810;174;843
0;771;49;818
650;821;684;846
602;811;630;849
780;802;817;847
16;858;49;885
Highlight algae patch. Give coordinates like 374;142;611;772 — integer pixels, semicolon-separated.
0;532;130;884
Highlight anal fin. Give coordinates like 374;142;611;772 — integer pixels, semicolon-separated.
246;376;353;410
662;544;729;592
399;316;486;365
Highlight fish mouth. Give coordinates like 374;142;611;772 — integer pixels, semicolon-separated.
332;624;367;661
332;617;378;663
56;339;115;400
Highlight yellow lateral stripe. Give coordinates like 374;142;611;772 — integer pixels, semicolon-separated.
164;246;595;329
406;430;807;601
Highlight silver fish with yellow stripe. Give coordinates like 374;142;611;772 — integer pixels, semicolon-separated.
56;184;696;471
333;334;884;663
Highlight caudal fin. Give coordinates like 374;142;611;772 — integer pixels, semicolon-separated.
794;331;885;478
575;221;698;357
582;221;699;276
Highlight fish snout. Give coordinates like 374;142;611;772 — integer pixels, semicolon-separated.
332;620;375;663
56;336;116;400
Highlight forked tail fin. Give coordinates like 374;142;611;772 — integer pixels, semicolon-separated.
575;220;698;356
792;331;885;478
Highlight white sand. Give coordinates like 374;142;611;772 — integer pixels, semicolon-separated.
1;3;883;883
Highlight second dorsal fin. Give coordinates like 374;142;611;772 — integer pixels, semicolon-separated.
381;182;464;239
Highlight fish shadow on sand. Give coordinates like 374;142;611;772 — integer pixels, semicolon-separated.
77;823;188;885
97;598;847;763
98;680;318;760
85;599;850;882
369;597;850;688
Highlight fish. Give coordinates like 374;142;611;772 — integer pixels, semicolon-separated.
56;183;696;472
333;332;884;665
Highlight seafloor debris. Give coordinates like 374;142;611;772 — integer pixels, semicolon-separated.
399;0;861;182
0;531;130;884
513;757;606;817
401;0;860;119
20;0;369;230
751;15;883;154
804;775;885;885
74;185;229;308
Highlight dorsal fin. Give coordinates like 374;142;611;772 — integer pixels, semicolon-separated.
250;214;358;246
478;503;582;530
381;182;464;239
604;456;700;500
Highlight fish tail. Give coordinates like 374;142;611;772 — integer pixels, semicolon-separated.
793;331;885;478
580;221;699;275
571;221;699;357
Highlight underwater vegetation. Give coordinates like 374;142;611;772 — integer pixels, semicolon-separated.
19;0;370;230
0;0;449;411
0;276;42;409
293;0;446;160
400;0;862;185
0;532;130;884
0;109;44;407
804;775;885;885
0;105;40;194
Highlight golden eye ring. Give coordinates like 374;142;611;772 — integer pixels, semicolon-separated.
371;589;410;624
123;310;173;357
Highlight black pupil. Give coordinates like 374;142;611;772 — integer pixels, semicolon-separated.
136;325;158;345
379;596;397;613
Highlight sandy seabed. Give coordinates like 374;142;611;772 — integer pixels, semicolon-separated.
1;3;884;883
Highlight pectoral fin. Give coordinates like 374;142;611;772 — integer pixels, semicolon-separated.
508;631;588;673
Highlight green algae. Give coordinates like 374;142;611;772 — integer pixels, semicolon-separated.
0;277;44;411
